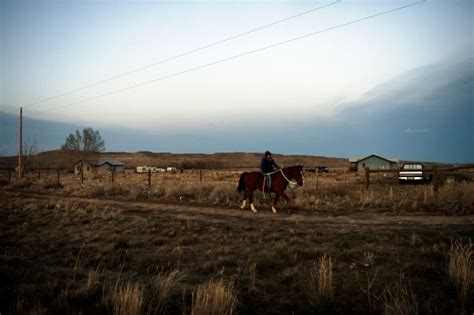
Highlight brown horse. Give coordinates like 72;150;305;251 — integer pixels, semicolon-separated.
237;165;304;214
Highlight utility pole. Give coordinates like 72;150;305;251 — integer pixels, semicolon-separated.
18;107;23;179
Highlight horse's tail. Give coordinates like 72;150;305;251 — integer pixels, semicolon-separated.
237;172;247;193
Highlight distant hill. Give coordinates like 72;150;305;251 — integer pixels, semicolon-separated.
101;151;348;169
0;150;348;170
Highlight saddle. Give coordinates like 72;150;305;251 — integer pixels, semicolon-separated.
263;174;272;192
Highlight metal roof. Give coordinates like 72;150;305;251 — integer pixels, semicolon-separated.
82;159;125;166
348;154;399;163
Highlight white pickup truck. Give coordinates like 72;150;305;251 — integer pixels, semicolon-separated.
398;163;431;183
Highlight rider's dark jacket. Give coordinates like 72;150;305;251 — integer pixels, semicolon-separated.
260;158;279;174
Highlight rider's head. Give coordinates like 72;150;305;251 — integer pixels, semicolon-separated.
264;151;272;159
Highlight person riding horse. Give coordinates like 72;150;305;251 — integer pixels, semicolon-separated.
260;151;280;190
238;162;304;214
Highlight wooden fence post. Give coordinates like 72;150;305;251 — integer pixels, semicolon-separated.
432;165;439;194
8;170;11;184
111;171;114;183
315;167;319;189
365;167;370;190
80;161;84;184
344;168;347;185
199;169;202;182
148;169;151;188
38;169;41;179
57;169;60;184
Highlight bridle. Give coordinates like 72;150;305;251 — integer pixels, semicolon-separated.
265;167;304;190
280;169;299;188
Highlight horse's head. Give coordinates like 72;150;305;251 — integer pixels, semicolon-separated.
292;164;304;186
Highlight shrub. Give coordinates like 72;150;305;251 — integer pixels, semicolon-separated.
149;183;167;199
209;184;237;205
438;182;474;215
41;179;63;189
128;185;148;200
10;179;33;189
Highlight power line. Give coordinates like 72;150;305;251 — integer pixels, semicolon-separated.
24;0;340;108
32;0;425;116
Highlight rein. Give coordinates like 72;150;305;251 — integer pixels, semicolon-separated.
279;169;298;188
263;168;299;196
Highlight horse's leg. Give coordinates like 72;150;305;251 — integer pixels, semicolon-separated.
281;191;292;214
240;190;250;210
249;192;258;214
240;198;247;210
272;193;280;214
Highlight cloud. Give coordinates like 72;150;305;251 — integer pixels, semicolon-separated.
321;56;473;162
404;129;429;134
1;57;472;163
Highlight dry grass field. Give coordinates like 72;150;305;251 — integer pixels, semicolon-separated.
1;168;473;314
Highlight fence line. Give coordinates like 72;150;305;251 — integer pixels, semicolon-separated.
363;164;474;192
2;165;473;194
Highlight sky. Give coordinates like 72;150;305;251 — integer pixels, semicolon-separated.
0;0;473;162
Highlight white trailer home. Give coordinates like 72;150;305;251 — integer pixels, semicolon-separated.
136;166;158;173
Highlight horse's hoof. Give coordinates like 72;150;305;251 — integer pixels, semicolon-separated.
272;206;278;214
250;204;258;213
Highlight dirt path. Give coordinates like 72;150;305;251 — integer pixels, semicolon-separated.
3;190;473;228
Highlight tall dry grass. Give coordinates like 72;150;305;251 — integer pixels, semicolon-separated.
9;167;474;214
106;282;143;315
448;239;473;307
308;254;334;304
191;279;237;315
363;251;376;267
80;269;102;296
148;269;182;314
10;296;47;315
357;268;381;313
383;274;418;315
318;254;334;300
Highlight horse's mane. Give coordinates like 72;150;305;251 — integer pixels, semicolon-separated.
283;165;303;171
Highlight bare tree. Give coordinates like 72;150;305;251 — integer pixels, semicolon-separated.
24;137;39;172
62;128;105;175
62;127;105;152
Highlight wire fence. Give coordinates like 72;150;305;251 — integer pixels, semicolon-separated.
2;164;473;196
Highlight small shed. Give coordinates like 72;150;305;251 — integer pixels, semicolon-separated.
349;154;399;171
75;159;125;176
